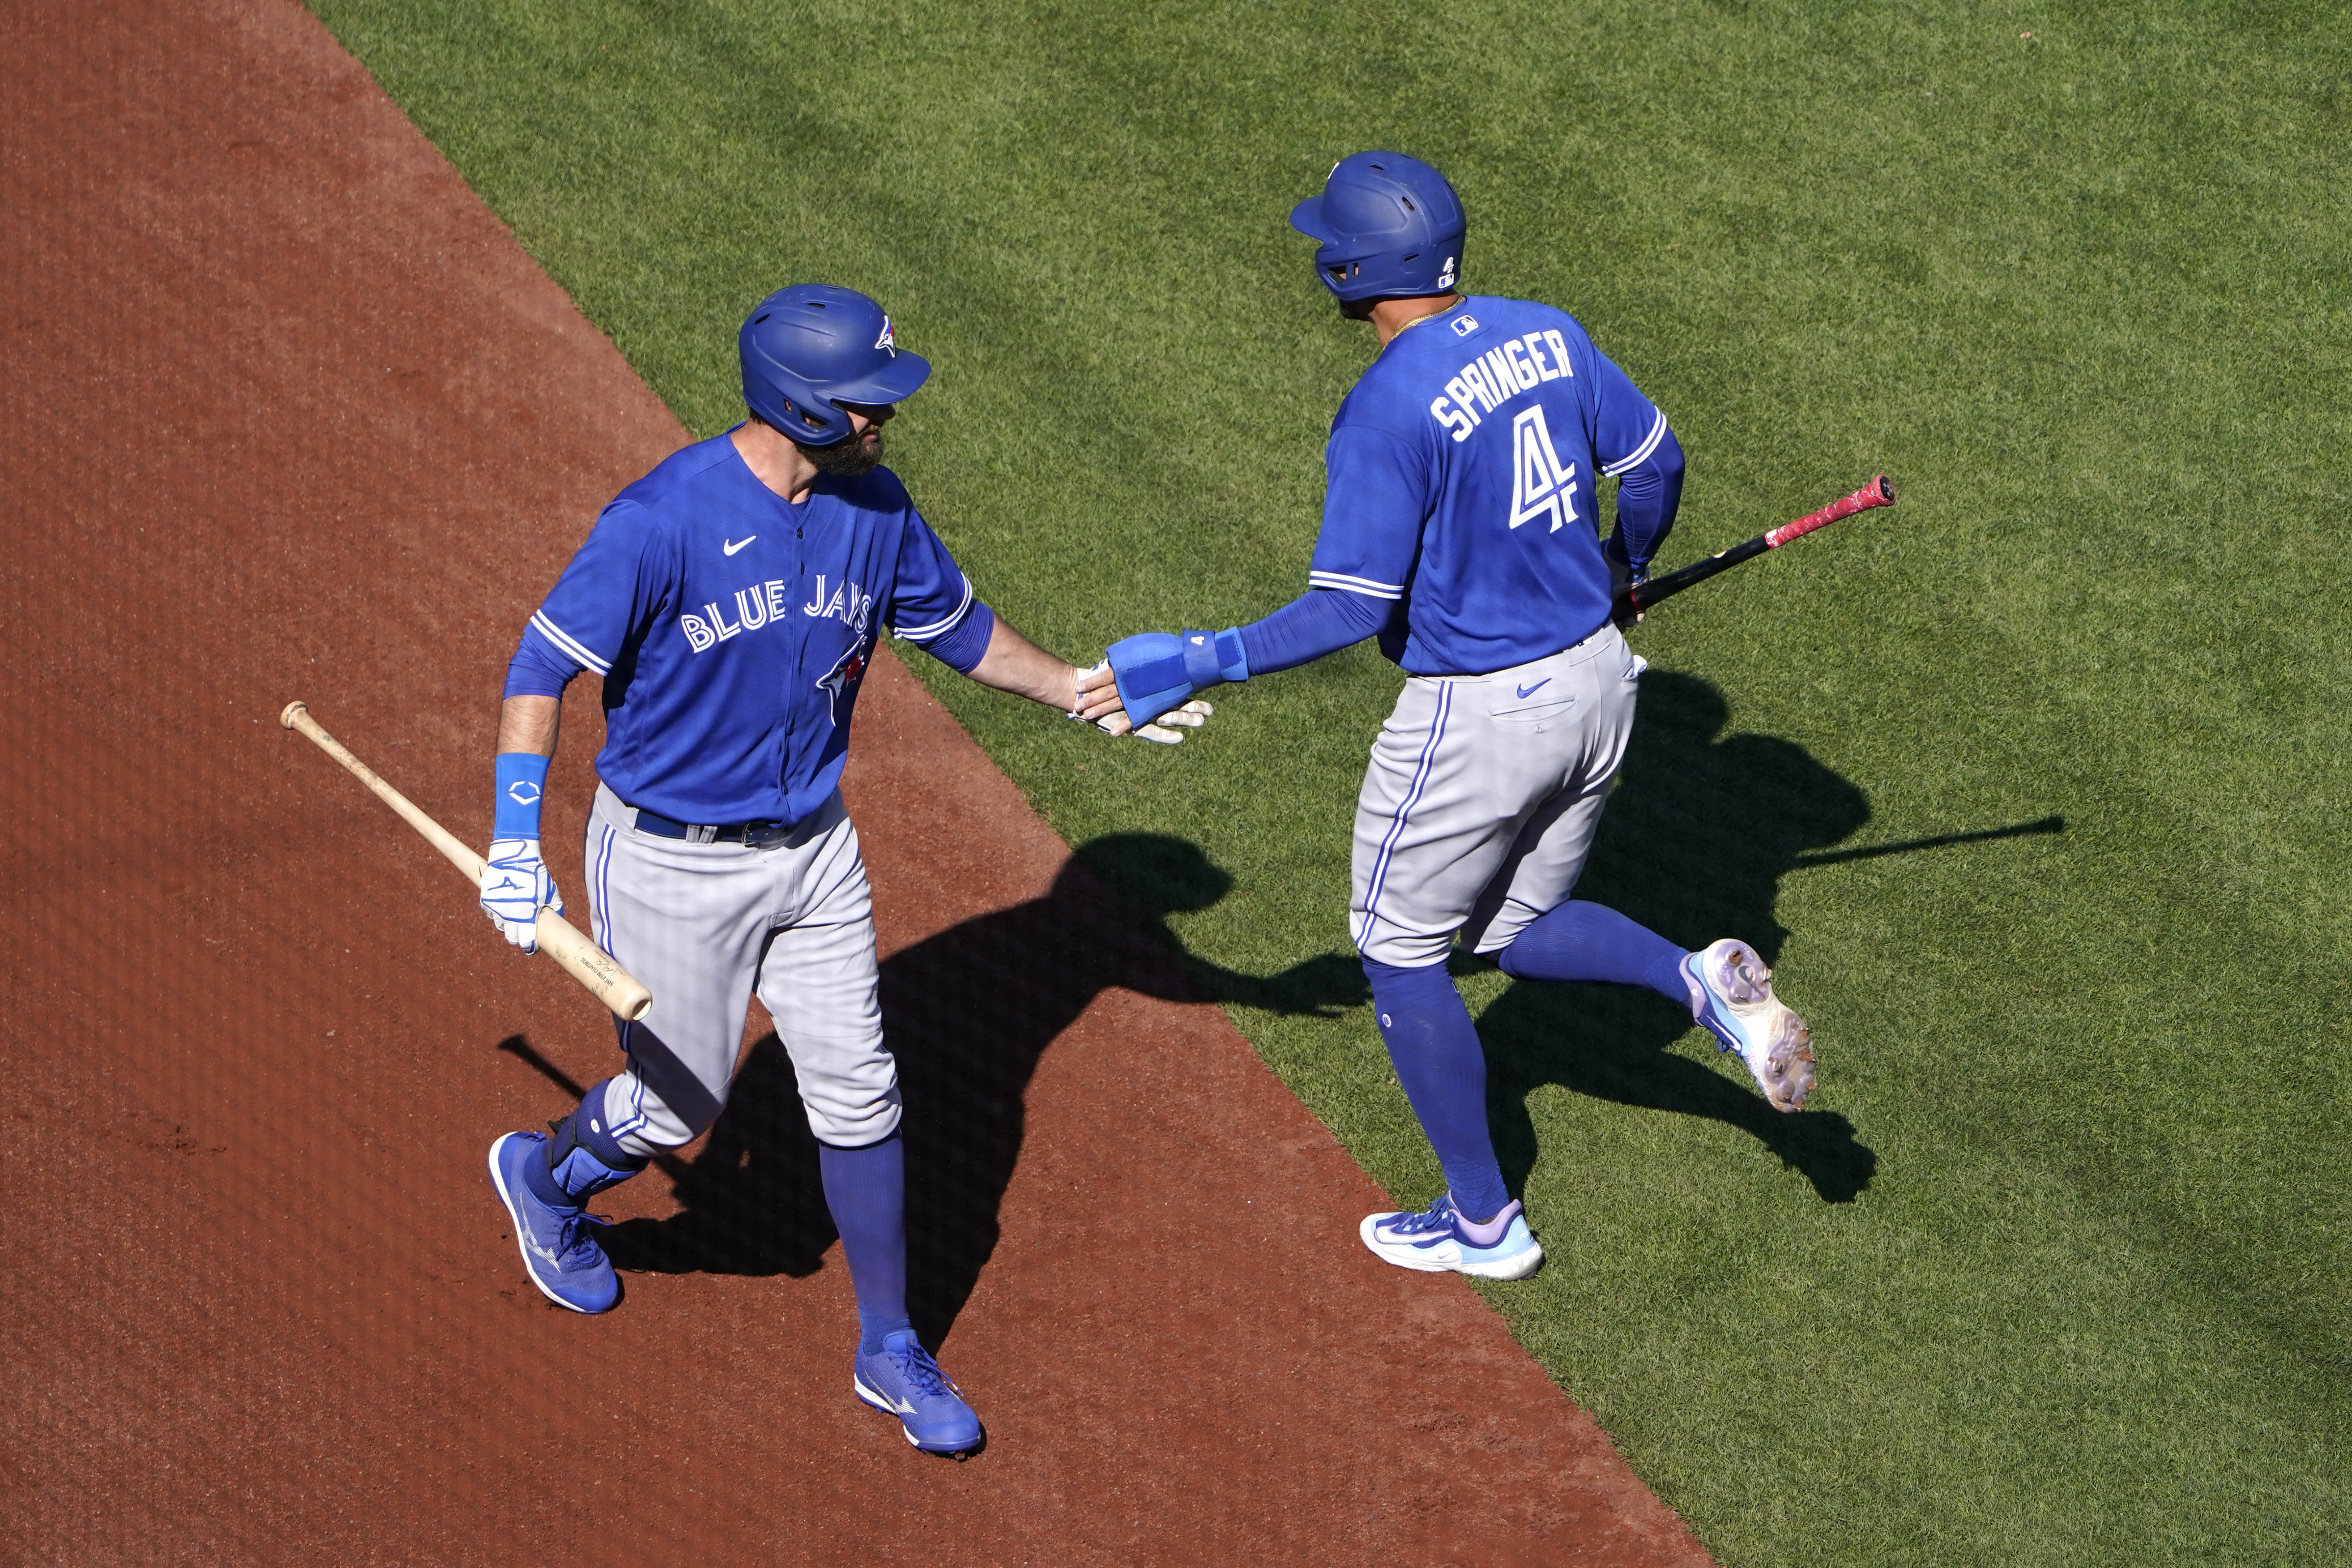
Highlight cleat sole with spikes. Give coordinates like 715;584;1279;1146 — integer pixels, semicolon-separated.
1684;938;1816;1112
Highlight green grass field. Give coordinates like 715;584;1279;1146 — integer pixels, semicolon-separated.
304;2;2349;1559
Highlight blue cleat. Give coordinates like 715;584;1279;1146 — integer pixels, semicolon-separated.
487;1130;622;1314
1359;1193;1544;1281
1683;937;1815;1111
853;1330;983;1456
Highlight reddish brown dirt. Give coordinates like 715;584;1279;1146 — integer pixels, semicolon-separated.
0;3;1713;1563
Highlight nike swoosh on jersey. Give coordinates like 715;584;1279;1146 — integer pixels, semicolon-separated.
1515;678;1552;699
723;535;756;555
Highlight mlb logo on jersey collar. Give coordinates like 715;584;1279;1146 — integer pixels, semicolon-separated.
1451;314;1481;336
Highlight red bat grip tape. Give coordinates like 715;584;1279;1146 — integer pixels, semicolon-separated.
1764;474;1895;548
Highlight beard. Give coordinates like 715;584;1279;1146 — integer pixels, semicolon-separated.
797;427;885;477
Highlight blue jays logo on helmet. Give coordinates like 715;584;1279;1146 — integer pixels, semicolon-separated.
739;284;931;448
1289;151;1466;302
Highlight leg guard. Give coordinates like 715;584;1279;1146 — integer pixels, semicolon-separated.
524;1077;648;1210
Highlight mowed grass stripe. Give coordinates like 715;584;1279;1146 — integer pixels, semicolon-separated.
304;1;2350;1562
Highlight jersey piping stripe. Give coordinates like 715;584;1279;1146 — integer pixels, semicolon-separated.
891;577;973;642
1308;570;1406;601
1355;681;1453;951
529;611;612;676
1600;410;1668;479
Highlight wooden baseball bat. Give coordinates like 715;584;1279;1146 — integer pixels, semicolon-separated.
1614;475;1896;625
278;701;653;1022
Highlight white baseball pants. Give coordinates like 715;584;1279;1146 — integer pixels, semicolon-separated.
581;782;899;1156
1351;624;1644;969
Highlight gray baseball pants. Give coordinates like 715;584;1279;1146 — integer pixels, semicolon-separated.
1352;624;1644;969
581;781;899;1156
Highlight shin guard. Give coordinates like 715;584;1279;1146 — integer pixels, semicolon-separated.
524;1078;648;1210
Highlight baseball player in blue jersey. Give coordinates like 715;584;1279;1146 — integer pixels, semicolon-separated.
1079;153;1816;1281
481;284;1206;1456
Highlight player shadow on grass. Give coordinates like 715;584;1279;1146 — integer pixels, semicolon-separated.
1470;670;1882;1204
553;835;1363;1345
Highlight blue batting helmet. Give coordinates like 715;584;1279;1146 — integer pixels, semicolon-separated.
739;284;930;447
1289;152;1465;302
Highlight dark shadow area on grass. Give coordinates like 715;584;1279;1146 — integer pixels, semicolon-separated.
498;837;1364;1346
1477;675;2064;1201
1474;670;1887;1202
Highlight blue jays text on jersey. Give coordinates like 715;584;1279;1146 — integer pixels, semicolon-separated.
674;570;876;652
1306;295;1675;677
505;432;993;826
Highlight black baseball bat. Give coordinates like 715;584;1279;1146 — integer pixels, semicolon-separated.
1613;475;1896;626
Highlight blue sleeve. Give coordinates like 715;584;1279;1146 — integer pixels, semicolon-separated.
502;500;670;699
1237;588;1390;677
1609;423;1683;570
887;509;982;657
921;600;995;675
1586;346;1680;569
504;638;578;699
1306;426;1426;602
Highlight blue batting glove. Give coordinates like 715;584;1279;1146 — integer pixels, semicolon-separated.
1106;628;1249;726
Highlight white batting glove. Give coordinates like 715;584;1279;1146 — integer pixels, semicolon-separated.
481;837;561;954
1070;660;1215;743
1127;700;1214;744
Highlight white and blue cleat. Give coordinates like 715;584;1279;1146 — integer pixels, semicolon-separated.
1683;937;1815;1111
854;1330;984;1457
487;1130;622;1314
1359;1194;1544;1281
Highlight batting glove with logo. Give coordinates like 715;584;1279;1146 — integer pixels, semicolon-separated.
482;837;562;954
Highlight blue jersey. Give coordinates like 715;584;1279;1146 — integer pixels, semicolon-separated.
505;432;987;825
1308;295;1670;676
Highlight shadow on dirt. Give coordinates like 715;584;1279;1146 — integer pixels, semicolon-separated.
499;835;1362;1346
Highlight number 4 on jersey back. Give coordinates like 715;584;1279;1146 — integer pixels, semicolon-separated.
1508;405;1579;533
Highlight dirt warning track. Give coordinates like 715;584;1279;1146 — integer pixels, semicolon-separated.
0;4;1710;1562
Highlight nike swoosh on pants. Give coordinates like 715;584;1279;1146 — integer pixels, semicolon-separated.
1515;678;1551;698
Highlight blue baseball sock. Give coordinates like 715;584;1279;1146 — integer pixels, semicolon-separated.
1495;901;1690;999
1362;957;1511;1225
819;1133;912;1354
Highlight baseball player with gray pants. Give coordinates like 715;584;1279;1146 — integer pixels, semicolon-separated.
1082;153;1816;1282
481;284;1206;1457
580;784;896;1157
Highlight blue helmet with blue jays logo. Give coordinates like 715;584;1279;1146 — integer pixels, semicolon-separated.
739;284;931;447
1289;152;1465;302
